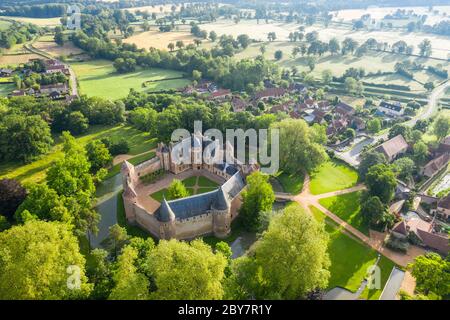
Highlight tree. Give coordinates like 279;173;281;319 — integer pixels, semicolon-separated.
409;253;449;297
365;164;397;204
424;82;435;91
209;31;217;42
328;38;340;55
321;69;333;84
166;179;189;200
86;248;113;300
393;157;415;180
175;40;185;50
85;140;112;173
237;34;251;49
149;239;227;299
239;171;275;231
0;114;53;162
167;42;175;51
358;150;387;180
341;37;358;55
344;77;363;95
413;141;429;164
66;111;89;135
259;44;267;55
388;124;412;141
102;224;130;259
54;27;65;46
109;245;149;300
433;115;450;140
306;56;316;71
15;183;71;223
0;178;27;220
361;195;391;227
271;119;328;173
231;205;330;299
0;220;91;299
418;39;432;57
192;69;202;82
113;58;136;73
274;50;283;61
367;118;382;134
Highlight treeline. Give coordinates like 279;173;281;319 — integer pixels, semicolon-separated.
0;95;125;162
1;4;66;18
71;30;279;91
0;22;41;49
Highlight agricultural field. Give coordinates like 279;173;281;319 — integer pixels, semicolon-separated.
331;5;450;26
0;16;62;27
201;18;450;59
33;35;84;58
309;205;395;299
70;59;191;100
0;125;157;184
0;83;14;96
123;29;197;50
0;19;12;30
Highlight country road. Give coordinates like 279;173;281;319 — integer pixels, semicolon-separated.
335;80;450;167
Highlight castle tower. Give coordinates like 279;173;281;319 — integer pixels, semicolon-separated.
158;197;177;239
212;186;231;238
192;132;202;170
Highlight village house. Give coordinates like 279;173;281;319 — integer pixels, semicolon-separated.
45;64;70;75
0;68;13;77
39;83;68;95
391;218;449;255
288;82;307;94
378;101;404;117
435;136;450;155
432;195;450;220
375;134;409;162
252;87;287;102
334;102;356;118
420;153;450;179
351;117;366;131
209;89;231;100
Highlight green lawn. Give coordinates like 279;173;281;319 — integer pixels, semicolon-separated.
182;176;197;187
318;191;369;235
309;160;359;195
197;176;219;188
0;125;156;184
71;59;191;100
275;171;304;194
309;206;395;299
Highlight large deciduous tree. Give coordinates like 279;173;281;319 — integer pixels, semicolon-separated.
270;118;328;173
0;220;92;299
231;205;330;299
239;171;275;231
409;253;449;297
148;239;227;300
365;164;397;204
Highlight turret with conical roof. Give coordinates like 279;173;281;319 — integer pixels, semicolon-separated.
158;196;176;222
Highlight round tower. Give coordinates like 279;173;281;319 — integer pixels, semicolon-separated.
212;187;231;238
158;197;177;239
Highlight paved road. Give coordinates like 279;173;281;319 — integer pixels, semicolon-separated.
335;80;450;167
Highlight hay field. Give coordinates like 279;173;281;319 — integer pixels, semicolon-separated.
201;18;450;59
0;16;62;27
33;35;84;57
331;5;450;25
123;30;197;50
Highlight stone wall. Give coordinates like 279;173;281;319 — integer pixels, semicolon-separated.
135;157;162;177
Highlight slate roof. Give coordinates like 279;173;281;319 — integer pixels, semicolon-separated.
155;171;245;222
334;102;355;116
379;101;402;112
438;194;450;210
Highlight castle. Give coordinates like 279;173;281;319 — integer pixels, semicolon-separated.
121;132;258;240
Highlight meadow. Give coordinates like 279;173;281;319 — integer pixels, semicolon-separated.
70;59;191;100
33;35;84;58
0;19;12;30
123;29;196;50
0;125;157;184
0;16;62;27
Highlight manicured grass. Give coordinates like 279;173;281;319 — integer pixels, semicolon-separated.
197;176;219;188
182;176;197;187
195;187;217;194
0;125;156;184
309;160;359;195
149;187;194;202
309;206;394;299
117;190;151;239
105;151;156;180
276;171;304;194
71;59;191;100
318;191;369;235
